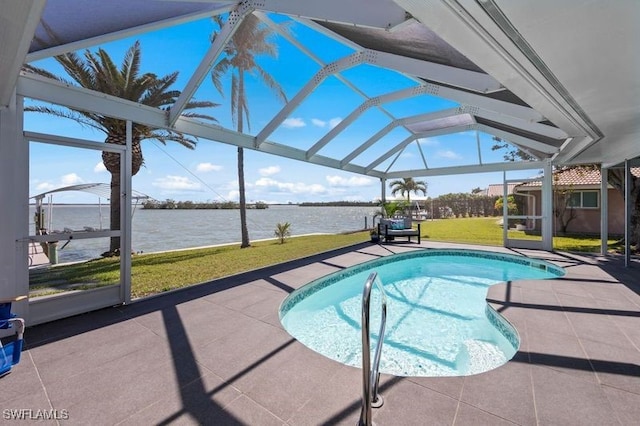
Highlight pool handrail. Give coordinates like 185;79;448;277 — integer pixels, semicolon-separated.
358;272;387;426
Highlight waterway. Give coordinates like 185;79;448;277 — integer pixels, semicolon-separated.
29;204;379;263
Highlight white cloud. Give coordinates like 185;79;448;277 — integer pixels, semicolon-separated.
259;165;281;176
418;138;439;147
196;162;222;172
328;117;342;128
94;162;107;173
326;175;373;187
311;118;326;127
152;175;201;191
254;177;326;194
61;173;84;185
436;150;462;159
309;117;340;128
35;182;55;192
282;117;306;128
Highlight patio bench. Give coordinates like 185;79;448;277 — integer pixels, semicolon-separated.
378;219;421;244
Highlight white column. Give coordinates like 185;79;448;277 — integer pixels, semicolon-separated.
624;160;631;267
541;160;554;251
600;166;608;255
0;93;29;318
380;178;386;204
120;121;133;303
502;171;508;246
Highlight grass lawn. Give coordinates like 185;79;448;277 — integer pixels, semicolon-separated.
29;217;616;299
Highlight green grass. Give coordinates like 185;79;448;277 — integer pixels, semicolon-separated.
30;232;370;299
29;217;615;299
419;217;616;252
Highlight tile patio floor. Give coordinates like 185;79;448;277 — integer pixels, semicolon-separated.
2;241;639;425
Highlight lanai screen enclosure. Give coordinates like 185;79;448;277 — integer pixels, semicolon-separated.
1;0;638;324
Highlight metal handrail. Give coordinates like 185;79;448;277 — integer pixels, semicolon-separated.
358;272;388;426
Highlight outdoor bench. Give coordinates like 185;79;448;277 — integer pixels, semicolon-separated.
378;219;421;244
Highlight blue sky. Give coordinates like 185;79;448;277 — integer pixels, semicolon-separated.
26;14;537;204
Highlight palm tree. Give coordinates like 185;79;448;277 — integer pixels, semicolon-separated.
210;14;287;248
389;177;428;204
24;41;217;254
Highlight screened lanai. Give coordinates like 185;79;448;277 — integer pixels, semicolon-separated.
1;0;639;324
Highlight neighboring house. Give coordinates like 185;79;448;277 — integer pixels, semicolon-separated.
483;183;521;197
514;168;640;235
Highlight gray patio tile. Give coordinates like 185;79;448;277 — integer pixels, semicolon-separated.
460;361;535;425
555;291;601;310
406;375;465;400
271;263;340;289
372;378;458;426
195;318;294;384
219;394;286;426
26;317;150;365
580;338;640;394
531;365;617;426
234;291;286;322
202;281;281;307
119;370;242;425
454;402;519;425
320;251;380;269
564;310;633;348
29;323;164;385
208;283;284;314
1;387;59;425
25;307;129;347
132;300;258;350
518;286;560;306
585;282;637;303
236;341;346;421
522;308;574;337
286;363;362;426
45;348;203;425
602;385;640;426
613;318;640;348
525;328;596;382
0;353;46;405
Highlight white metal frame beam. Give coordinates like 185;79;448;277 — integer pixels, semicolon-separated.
0;0;45;106
25;7;233;62
306;85;440;159
340;108;461;166
254;51;368;146
366;124;473;172
384;160;547;179
371;50;503;93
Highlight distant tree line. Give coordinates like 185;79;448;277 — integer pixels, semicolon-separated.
142;199;268;210
299;201;378;207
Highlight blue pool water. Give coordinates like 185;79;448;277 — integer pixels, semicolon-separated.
279;249;564;377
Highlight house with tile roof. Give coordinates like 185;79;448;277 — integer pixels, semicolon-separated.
515;167;640;235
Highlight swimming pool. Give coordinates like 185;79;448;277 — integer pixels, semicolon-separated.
279;249;564;377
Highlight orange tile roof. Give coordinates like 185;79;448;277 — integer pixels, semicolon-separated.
518;167;640;188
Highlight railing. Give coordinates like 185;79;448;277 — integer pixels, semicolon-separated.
358;272;388;426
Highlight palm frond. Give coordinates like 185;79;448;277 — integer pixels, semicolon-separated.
121;41;141;92
254;63;287;103
23;106;106;133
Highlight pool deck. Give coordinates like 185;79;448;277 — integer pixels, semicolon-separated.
3;241;639;425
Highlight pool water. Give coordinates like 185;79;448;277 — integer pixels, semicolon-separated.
279;250;564;377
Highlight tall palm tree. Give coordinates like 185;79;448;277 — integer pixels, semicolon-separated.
210;14;287;248
389;177;428;204
24;41;217;254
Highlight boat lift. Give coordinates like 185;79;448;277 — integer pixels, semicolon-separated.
30;183;150;265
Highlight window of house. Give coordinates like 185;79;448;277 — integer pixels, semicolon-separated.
568;190;599;208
